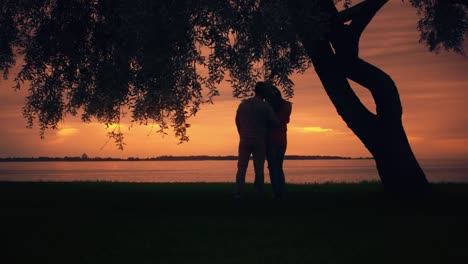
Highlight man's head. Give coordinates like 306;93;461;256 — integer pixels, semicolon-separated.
254;81;269;98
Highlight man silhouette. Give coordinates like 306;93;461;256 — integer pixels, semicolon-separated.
234;82;279;198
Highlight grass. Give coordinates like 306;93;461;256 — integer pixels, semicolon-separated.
1;181;468;264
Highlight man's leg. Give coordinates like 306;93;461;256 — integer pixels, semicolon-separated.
235;141;251;196
252;140;266;195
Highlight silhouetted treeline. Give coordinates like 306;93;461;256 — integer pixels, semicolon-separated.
0;155;372;162
144;155;370;161
0;157;121;162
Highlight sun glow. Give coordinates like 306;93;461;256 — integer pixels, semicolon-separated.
57;128;78;136
295;126;333;133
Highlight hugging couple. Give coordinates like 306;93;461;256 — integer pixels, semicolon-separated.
234;81;292;200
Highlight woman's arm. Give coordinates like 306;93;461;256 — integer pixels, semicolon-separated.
280;101;292;124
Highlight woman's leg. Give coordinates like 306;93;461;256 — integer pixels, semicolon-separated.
266;145;278;196
267;144;287;198
276;145;287;198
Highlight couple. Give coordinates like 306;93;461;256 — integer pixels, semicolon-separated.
234;81;292;199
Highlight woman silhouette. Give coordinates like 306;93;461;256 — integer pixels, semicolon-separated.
265;85;292;199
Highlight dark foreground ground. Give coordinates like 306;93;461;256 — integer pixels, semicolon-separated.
1;182;467;264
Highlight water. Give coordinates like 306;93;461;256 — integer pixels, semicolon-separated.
0;159;466;183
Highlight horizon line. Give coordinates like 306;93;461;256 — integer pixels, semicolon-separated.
0;154;373;161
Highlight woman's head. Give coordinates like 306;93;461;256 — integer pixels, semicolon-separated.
266;85;284;112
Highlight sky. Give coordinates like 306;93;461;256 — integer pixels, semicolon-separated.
0;0;467;159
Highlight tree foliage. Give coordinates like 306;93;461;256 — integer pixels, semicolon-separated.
408;0;468;53
0;0;466;148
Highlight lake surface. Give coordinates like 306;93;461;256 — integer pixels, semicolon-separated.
0;159;466;183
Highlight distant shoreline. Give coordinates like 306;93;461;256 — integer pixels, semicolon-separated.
0;155;373;162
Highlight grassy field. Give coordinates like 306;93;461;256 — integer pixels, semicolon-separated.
1;182;468;263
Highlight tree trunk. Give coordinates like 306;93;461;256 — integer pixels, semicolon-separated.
293;19;430;193
345;58;429;193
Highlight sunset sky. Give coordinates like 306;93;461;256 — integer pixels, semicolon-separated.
0;0;467;159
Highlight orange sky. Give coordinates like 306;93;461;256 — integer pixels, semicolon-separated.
0;1;467;159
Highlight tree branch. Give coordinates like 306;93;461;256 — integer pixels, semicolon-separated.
345;58;403;121
337;0;388;25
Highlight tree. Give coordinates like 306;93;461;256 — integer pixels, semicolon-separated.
287;0;466;193
1;0;466;193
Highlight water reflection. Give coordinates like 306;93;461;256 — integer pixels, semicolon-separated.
0;159;466;183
